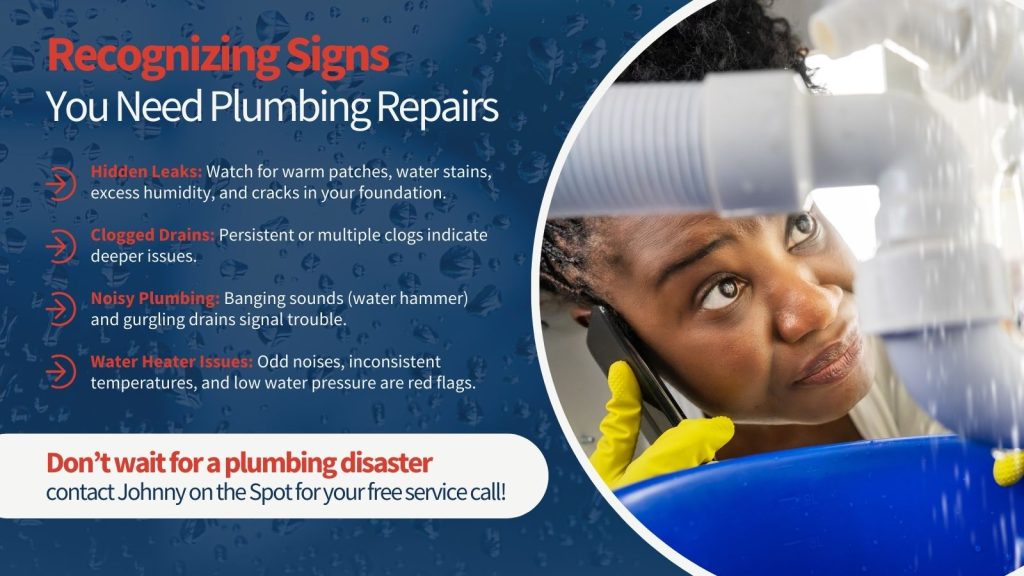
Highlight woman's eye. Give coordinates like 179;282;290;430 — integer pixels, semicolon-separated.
786;212;819;249
701;277;743;310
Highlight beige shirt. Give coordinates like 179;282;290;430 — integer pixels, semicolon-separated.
848;337;950;439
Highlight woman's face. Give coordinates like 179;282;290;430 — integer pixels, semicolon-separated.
587;210;871;425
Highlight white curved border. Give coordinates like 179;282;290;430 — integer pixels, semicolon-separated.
530;1;718;574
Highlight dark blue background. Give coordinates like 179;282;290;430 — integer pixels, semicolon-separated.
0;0;691;574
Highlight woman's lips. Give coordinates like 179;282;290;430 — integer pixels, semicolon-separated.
793;330;864;388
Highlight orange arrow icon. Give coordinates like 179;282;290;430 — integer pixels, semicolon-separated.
46;291;76;327
46;229;76;264
46;354;76;390
46;166;76;202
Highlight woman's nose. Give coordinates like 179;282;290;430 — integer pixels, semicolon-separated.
770;269;842;344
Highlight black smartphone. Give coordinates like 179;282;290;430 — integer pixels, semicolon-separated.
585;304;685;441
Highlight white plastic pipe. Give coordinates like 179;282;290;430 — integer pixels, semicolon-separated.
553;71;973;233
810;0;1024;102
885;325;1024;448
551;70;1023;446
550;72;815;218
549;83;714;217
809;0;966;71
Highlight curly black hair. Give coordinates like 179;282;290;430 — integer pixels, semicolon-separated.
540;0;815;307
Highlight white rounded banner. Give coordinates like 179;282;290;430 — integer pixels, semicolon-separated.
0;433;548;519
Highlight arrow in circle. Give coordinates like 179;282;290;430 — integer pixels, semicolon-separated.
46;166;76;202
46;229;76;264
44;237;66;255
46;291;76;327
45;300;65;317
46;354;76;390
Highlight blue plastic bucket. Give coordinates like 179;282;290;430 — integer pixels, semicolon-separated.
615;436;1024;575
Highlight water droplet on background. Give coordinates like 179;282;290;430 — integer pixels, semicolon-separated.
527;37;564;85
256;10;290;43
439;245;481;279
389;201;417;227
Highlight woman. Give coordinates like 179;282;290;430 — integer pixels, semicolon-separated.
541;0;945;487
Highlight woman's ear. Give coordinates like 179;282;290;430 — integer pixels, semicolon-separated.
570;305;591;328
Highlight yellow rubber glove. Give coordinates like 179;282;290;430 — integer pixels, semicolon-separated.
993;451;1024;487
589;360;734;489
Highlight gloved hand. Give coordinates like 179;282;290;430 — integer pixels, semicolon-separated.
589;360;734;489
993;451;1024;487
